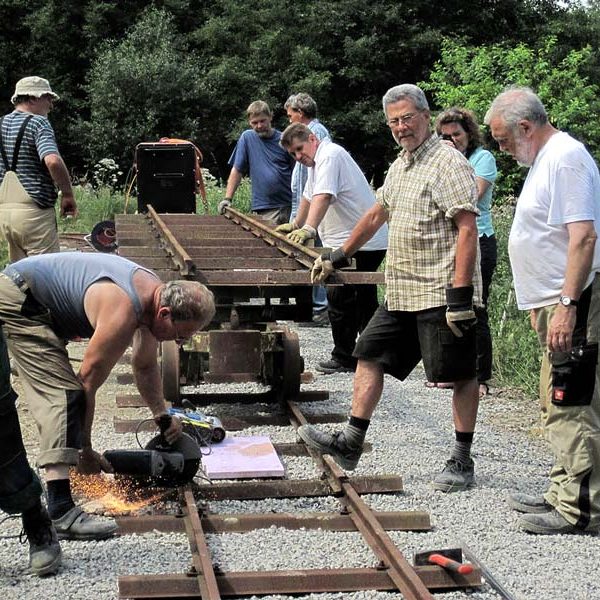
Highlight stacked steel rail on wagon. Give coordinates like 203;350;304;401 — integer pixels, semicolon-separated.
115;206;384;406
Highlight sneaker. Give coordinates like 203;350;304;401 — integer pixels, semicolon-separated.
518;508;599;535
52;506;118;541
433;457;475;492
509;492;551;514
316;359;353;374
297;424;363;470
298;311;330;328
21;506;62;576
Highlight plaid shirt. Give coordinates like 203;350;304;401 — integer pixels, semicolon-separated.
376;134;482;311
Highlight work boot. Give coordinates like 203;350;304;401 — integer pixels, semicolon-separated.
518;508;600;535
52;506;118;541
21;505;62;576
297;425;363;470
509;492;551;514
433;457;475;492
316;359;353;374
298;310;330;328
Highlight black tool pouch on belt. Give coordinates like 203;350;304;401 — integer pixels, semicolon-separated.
550;343;598;407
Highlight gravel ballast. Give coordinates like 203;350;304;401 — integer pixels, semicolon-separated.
1;325;599;600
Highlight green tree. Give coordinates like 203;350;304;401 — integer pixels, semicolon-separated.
420;35;600;196
75;7;207;173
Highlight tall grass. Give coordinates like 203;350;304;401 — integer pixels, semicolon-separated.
488;204;540;397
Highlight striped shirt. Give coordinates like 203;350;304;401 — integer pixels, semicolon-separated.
0;110;60;208
376;133;482;311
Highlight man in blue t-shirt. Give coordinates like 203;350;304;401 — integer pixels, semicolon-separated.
218;100;294;225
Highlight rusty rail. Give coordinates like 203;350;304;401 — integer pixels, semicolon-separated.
116;399;481;599
147;206;196;276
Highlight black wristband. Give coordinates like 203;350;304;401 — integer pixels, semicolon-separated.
327;247;351;269
445;285;474;308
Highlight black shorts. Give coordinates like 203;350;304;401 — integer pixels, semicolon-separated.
353;304;477;382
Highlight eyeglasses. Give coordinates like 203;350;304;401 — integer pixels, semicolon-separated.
170;317;187;345
386;112;419;128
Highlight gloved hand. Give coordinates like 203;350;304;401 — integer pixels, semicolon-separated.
274;222;296;235
288;225;316;245
77;446;114;474
217;198;232;215
310;248;351;284
445;285;477;338
155;413;183;445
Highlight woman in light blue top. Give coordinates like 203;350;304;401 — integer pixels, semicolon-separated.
435;107;498;398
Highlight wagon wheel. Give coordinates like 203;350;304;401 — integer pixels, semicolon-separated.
161;341;181;406
277;329;302;401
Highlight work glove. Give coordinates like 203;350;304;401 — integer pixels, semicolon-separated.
155;413;183;445
445;285;477;338
288;224;316;245
310;248;351;284
77;446;114;475
217;198;232;215
274;222;297;235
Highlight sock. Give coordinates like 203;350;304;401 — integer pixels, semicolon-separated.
46;479;75;520
451;430;474;464
343;416;370;448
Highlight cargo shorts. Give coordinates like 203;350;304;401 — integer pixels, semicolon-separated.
353;303;477;383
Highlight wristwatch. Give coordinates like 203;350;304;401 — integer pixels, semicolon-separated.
559;295;579;307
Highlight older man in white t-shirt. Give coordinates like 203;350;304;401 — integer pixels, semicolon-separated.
277;123;388;374
486;86;600;535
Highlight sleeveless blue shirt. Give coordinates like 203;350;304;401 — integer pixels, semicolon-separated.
6;253;158;340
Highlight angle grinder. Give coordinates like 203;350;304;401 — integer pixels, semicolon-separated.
103;415;202;487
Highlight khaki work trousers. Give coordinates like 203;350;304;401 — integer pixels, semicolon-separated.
0;170;60;262
535;274;600;529
0;273;83;467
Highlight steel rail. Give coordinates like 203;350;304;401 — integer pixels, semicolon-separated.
146;206;196;276
180;486;222;599
286;400;435;600
462;543;517;600
224;206;320;268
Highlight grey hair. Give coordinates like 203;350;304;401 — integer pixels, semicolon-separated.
382;84;429;113
280;122;312;148
484;86;548;129
159;281;215;328
284;93;318;119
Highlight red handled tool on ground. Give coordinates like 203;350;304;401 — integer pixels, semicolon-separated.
414;548;474;575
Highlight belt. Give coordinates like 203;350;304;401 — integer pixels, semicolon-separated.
2;266;29;293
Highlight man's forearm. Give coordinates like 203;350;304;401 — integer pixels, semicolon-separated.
453;227;477;287
133;363;168;416
342;204;388;256
305;194;331;230
225;167;243;200
562;222;597;299
44;154;74;196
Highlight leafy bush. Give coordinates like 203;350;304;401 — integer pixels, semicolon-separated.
421;35;600;197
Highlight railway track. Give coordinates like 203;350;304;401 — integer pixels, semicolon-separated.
109;209;510;599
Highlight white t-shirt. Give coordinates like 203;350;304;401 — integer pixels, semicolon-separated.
508;131;600;309
303;141;388;250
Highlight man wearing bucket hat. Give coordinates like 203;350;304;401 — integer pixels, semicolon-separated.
0;76;77;262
